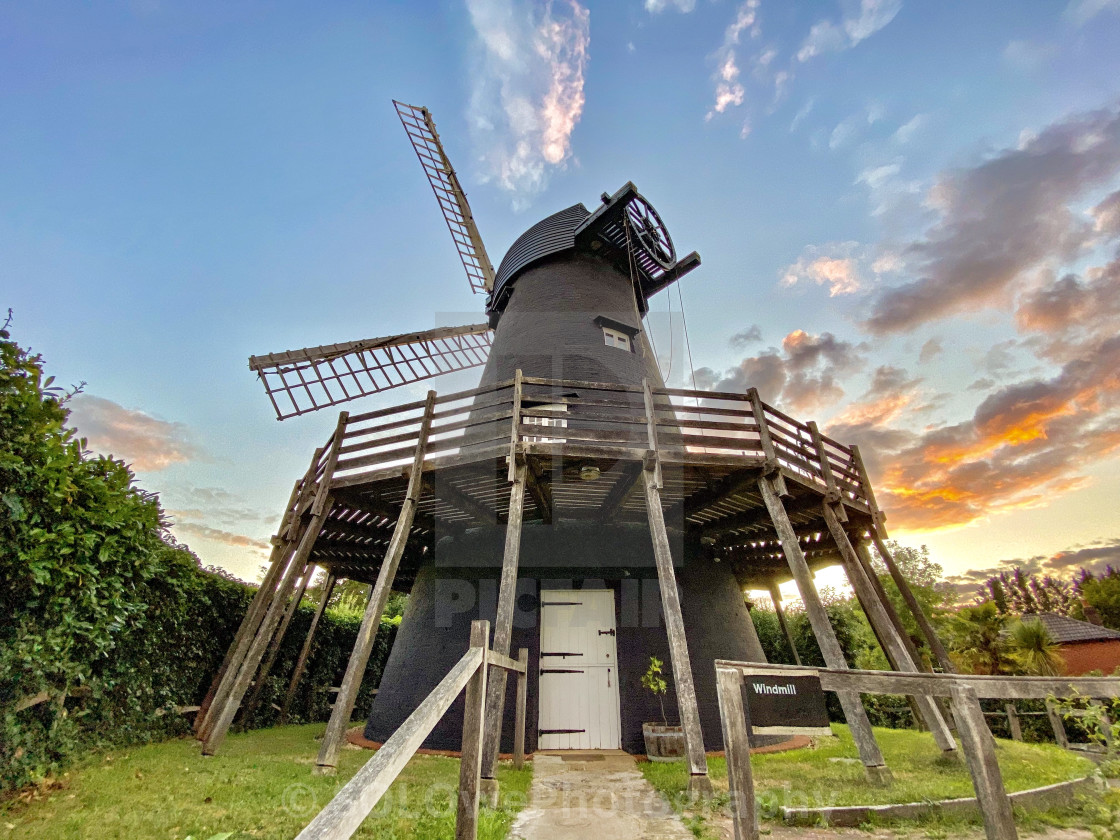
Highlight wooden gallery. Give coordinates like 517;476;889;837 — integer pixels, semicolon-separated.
193;102;956;796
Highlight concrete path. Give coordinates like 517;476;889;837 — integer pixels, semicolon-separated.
508;751;693;840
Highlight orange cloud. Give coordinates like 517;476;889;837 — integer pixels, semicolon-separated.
827;331;1120;532
68;395;202;471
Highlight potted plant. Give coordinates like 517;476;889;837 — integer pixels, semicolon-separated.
641;656;686;761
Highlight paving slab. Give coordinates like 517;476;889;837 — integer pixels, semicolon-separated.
508;751;693;840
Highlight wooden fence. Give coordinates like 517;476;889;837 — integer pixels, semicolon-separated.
295;620;527;840
714;661;1120;840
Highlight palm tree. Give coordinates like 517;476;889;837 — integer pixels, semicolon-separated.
1007;618;1064;676
949;602;1014;675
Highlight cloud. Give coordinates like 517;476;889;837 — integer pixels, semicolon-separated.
781;241;899;296
918;337;943;364
790;98;815;132
697;329;865;413
466;0;590;202
865;106;1120;334
796;0;902;62
709;53;745;117
833;332;1120;530
68;395;201;471
828;103;884;149
892;113;928;144
730;324;763;347
1066;0;1120;26
945;537;1120;593
645;0;696;12
172;522;271;553
706;0;760;121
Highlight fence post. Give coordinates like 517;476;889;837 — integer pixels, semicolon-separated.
1005;703;1022;742
1046;700;1070;749
456;620;490;840
514;648;528;770
715;665;759;840
951;684;1018;840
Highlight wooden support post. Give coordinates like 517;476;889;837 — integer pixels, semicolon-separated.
1046;700;1069;749
315;393;437;773
871;532;956;674
768;581;801;665
281;573;337;724
196;531;291;737
243;563;314;724
716;665;760;840
644;468;711;793
853;541;926;670
746;387;788;497
507;369;523;484
204;413;348;757
455;620;489;840
513;648;528;771
823;505;957;754
758;478;891;784
951;684;1018;840
642;380;710;796
199;546;296;743
203;524;319;755
480;461;527;786
199;447;326;740
1005;703;1023;742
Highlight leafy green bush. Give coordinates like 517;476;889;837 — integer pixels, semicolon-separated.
0;324;394;792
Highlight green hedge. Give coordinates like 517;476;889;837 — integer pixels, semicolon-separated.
0;324;394;793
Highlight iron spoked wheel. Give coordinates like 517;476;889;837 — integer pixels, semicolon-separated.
625;194;676;269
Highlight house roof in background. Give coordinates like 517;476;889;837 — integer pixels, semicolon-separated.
1022;613;1120;645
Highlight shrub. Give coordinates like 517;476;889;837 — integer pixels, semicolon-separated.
0;324;392;792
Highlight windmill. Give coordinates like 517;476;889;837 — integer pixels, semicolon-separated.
247;101;698;421
199;100;959;795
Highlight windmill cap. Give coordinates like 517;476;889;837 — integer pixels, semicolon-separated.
489;203;591;317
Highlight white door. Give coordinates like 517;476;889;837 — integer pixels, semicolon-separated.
538;589;621;750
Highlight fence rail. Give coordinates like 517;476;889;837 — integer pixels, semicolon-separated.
296;621;526;840
714;660;1120;840
307;374;874;511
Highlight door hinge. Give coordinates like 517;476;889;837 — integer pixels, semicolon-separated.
540;668;585;675
539;728;586;735
540;651;582;658
598;628;616;636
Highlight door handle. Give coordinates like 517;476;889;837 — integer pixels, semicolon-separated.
598;629;615;636
607;668;611;688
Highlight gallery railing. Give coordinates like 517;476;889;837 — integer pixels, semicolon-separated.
296;372;878;514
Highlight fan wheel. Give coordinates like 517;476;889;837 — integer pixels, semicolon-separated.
625;194;676;270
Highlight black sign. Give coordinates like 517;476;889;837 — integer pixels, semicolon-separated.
744;674;830;730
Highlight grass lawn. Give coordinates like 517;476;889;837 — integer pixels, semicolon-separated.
641;725;1101;837
0;724;531;840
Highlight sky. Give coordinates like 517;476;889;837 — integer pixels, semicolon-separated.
4;0;1120;601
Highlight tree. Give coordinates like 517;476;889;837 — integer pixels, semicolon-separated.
870;541;955;661
1078;567;1120;630
978;567;1079;616
948;602;1014;675
1006;618;1064;676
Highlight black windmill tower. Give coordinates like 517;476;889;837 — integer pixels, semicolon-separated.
198;101;960;791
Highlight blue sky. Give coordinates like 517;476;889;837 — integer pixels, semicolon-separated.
4;0;1120;597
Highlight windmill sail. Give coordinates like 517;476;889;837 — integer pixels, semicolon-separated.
394;100;495;294
249;323;492;420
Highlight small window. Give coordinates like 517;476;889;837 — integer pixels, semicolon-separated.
602;327;631;351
